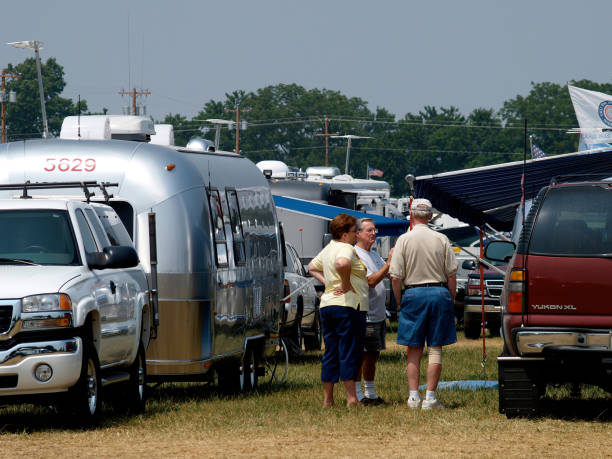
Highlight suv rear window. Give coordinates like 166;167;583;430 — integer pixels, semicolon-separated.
528;185;612;256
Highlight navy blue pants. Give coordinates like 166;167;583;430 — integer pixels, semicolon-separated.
320;306;365;382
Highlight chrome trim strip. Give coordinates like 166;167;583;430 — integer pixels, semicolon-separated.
464;305;500;313
146;349;242;366
516;330;611;355
0;338;79;366
101;326;130;338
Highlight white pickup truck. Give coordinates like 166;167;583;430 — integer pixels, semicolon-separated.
0;182;151;423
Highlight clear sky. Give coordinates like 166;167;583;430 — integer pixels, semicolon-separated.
1;0;611;121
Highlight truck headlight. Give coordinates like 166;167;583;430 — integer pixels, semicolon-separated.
22;294;72;312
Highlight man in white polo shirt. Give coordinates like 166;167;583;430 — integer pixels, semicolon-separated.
354;218;393;405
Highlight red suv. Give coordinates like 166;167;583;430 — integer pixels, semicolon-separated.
486;175;612;417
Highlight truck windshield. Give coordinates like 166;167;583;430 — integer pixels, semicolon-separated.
528;185;612;256
0;210;79;265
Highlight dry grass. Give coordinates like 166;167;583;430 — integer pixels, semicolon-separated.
2;330;612;458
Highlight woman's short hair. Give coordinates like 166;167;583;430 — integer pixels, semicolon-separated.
329;213;357;240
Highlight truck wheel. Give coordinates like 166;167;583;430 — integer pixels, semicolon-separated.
70;341;102;423
463;314;481;339
126;341;147;414
304;309;322;351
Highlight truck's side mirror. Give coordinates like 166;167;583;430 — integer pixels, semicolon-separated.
484;240;516;263
462;259;477;271
87;246;139;270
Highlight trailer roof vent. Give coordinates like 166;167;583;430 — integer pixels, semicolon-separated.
186;137;215;152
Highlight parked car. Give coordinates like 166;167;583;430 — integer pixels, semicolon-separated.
462;266;504;338
281;242;321;352
493;175;612;417
0;185;151;423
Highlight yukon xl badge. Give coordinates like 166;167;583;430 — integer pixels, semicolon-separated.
599;101;612;127
531;304;577;311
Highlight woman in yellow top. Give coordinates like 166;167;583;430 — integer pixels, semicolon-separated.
308;213;369;407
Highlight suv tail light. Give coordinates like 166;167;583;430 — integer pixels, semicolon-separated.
507;269;526;313
283;279;291;303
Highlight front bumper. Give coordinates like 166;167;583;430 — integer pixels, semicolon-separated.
0;337;82;396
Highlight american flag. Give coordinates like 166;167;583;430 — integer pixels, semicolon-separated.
531;142;547;159
368;166;383;177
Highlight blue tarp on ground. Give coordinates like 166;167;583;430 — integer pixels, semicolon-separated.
418;380;498;391
414;150;612;231
273;195;410;237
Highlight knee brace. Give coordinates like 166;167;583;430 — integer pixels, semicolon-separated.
428;346;442;365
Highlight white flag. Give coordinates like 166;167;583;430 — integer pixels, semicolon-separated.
568;85;612;151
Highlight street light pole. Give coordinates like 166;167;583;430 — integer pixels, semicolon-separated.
32;42;49;139
8;40;49;139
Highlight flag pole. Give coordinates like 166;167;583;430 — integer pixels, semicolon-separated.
521;119;527;328
529;135;534;158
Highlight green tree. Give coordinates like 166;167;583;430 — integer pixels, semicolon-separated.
3;57;87;140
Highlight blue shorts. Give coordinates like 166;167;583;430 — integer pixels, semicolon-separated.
320;306;364;382
397;286;457;348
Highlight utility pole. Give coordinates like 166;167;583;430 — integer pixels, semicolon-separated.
315;116;338;166
1;71;20;143
118;88;151;115
225;107;251;154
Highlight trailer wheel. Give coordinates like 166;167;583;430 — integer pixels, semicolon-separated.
239;347;258;391
125;341;147;414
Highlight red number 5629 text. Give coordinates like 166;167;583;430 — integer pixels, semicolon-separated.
44;158;96;172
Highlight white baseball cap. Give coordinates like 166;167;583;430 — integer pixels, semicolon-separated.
410;198;433;211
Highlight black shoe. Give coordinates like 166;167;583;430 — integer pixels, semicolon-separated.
363;396;385;406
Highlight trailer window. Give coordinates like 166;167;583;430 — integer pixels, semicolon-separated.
208;189;228;266
226;189;246;265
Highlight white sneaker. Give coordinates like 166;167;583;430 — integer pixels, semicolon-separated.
407;397;421;409
421;398;445;410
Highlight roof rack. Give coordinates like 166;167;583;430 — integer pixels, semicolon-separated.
0;181;119;203
550;174;612;185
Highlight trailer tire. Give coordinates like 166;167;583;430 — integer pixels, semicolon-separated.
240;347;258;391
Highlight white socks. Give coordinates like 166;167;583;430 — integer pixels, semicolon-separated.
355;382;365;401
409;390;420;401
425;390;437;401
364;380;377;399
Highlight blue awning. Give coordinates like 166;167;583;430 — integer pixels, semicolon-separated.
273;195;409;237
414;150;612;231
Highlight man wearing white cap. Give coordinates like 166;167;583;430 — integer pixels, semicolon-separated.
389;198;457;410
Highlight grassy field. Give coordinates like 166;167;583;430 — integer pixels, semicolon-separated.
2;327;612;458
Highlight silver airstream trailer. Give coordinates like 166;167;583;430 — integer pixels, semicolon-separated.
0;137;283;389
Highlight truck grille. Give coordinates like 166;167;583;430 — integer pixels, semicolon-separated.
0;305;13;333
486;280;504;298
